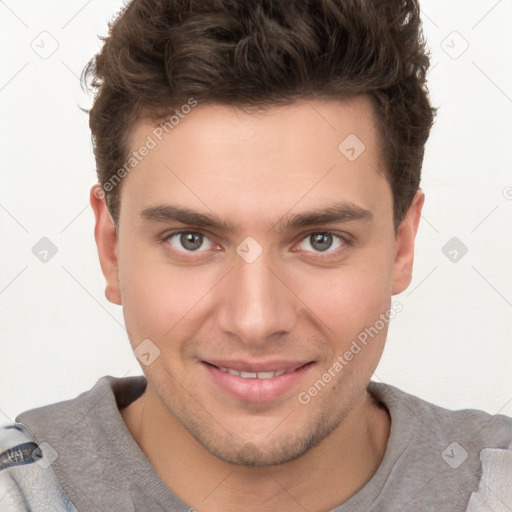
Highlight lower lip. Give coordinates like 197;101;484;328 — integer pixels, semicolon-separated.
202;362;313;402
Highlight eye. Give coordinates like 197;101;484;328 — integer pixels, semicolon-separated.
296;231;347;254
166;231;216;253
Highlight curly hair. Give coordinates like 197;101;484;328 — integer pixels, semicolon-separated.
82;0;436;228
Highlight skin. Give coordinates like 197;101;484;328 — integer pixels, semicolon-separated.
91;96;424;511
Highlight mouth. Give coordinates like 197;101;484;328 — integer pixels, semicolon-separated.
201;360;314;402
217;367;288;379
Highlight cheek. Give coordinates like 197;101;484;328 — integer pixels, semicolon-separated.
297;258;393;333
117;243;182;342
117;245;221;345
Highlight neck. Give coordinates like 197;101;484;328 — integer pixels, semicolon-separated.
121;386;390;511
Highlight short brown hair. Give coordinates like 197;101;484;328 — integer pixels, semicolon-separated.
83;0;436;228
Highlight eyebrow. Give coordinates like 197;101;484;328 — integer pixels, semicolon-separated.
139;202;373;233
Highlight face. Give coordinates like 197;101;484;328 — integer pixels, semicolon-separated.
92;96;423;466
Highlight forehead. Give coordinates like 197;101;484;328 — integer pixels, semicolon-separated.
120;96;392;228
132;95;380;157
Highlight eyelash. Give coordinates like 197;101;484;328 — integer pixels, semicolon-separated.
160;230;351;260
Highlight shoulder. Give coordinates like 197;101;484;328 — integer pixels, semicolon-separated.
9;376;147;511
0;422;77;511
369;380;512;448
368;381;512;511
15;375;146;434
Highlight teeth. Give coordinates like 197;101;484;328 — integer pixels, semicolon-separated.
218;367;288;379
255;371;274;379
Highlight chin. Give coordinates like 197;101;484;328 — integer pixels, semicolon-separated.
184;411;343;467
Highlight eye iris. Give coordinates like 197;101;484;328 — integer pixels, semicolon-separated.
181;233;203;251
311;232;332;252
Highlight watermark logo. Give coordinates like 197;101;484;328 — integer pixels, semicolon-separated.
442;237;468;263
441;442;468;469
30;31;59;60
134;338;161;366
338;134;366;162
441;31;469;60
31;441;58;469
236;236;263;264
32;237;58;263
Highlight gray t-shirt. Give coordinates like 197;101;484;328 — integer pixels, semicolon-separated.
12;376;512;511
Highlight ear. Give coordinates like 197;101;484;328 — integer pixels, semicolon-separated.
392;190;425;295
90;185;122;305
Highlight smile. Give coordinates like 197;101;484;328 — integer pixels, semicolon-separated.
202;360;314;402
216;367;302;379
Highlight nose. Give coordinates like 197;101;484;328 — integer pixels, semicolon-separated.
216;246;298;348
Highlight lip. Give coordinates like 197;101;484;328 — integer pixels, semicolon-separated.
202;360;314;402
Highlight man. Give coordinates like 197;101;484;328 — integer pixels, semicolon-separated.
1;0;511;511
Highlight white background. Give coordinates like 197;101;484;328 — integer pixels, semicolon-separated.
0;0;511;423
